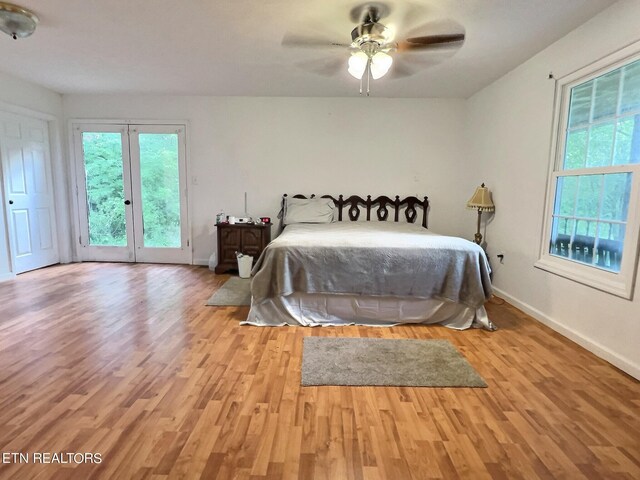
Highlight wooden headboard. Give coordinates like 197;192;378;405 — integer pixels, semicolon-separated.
282;194;429;229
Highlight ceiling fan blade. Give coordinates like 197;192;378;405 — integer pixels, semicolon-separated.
295;57;346;77
388;59;418;79
392;2;432;37
349;2;391;24
282;33;350;49
397;33;465;51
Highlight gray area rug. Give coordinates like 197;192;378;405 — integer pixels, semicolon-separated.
302;337;487;387
206;277;251;306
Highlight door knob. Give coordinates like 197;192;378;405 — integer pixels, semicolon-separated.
8;200;13;205
124;200;131;205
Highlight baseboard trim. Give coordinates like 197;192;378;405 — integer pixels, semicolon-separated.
0;272;16;283
193;258;211;267
492;287;639;380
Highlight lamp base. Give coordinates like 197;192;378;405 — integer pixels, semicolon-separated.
474;209;483;245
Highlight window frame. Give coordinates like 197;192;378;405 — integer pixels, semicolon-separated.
536;44;640;299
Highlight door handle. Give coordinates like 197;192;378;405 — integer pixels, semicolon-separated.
8;200;13;205
124;200;131;205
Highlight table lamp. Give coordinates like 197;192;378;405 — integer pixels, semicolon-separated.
467;183;495;245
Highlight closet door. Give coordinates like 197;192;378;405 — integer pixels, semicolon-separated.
73;124;135;262
0;112;59;273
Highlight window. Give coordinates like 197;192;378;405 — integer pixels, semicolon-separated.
537;48;640;299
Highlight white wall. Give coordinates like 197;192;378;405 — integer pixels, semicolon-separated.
0;71;70;280
465;0;640;378
63;95;470;265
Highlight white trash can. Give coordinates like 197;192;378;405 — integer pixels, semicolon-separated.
237;254;254;278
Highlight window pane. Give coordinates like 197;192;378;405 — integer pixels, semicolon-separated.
549;217;574;258
586;122;615;167
575;175;603;219
139;133;181;248
553;176;578;216
596;223;625;272
575;218;594;236
81;132;126;247
568;82;593;127
600;173;631;221
621;59;640;113
573;230;596;264
593;70;620;120
550;57;638;279
564;129;588;169
549;173;630;272
613;116;640;165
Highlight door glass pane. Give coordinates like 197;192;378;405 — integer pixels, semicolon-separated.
138;133;181;248
81;132;126;246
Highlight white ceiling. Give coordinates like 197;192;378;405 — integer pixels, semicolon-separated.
0;0;616;98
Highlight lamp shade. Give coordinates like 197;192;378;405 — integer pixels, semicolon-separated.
348;52;368;79
467;183;495;211
370;51;393;79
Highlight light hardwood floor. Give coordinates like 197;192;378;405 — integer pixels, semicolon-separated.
0;263;638;479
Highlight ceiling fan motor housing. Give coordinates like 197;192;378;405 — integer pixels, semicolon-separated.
351;22;388;46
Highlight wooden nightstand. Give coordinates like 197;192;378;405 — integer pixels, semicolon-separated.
214;223;272;274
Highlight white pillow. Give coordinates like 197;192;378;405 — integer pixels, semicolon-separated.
284;197;335;225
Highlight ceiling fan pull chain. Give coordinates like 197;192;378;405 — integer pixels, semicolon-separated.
366;58;371;96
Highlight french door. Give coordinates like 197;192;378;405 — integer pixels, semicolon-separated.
73;124;190;264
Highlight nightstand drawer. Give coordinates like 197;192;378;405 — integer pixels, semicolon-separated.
214;223;272;274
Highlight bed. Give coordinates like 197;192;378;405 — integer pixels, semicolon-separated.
243;194;495;330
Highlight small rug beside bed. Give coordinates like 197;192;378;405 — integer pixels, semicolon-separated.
301;337;487;387
206;277;251;306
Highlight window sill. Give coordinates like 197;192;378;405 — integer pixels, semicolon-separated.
534;255;634;300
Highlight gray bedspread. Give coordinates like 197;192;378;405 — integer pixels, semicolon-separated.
251;222;492;308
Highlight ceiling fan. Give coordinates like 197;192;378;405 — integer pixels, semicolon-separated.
282;2;465;95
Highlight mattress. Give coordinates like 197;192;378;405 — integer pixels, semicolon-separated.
246;222;495;330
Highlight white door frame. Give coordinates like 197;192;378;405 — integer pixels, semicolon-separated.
69;119;192;265
0;111;60;274
129;124;190;264
0;102;67;281
73;124;135;262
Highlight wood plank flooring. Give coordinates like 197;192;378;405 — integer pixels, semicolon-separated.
0;263;638;479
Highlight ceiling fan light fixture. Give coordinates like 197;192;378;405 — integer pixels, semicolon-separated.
348;51;369;79
0;1;38;40
370;51;393;79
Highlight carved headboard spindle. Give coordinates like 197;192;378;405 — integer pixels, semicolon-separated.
281;194;429;229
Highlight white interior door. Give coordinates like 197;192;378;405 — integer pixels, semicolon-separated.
74;123;190;264
0;112;59;273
